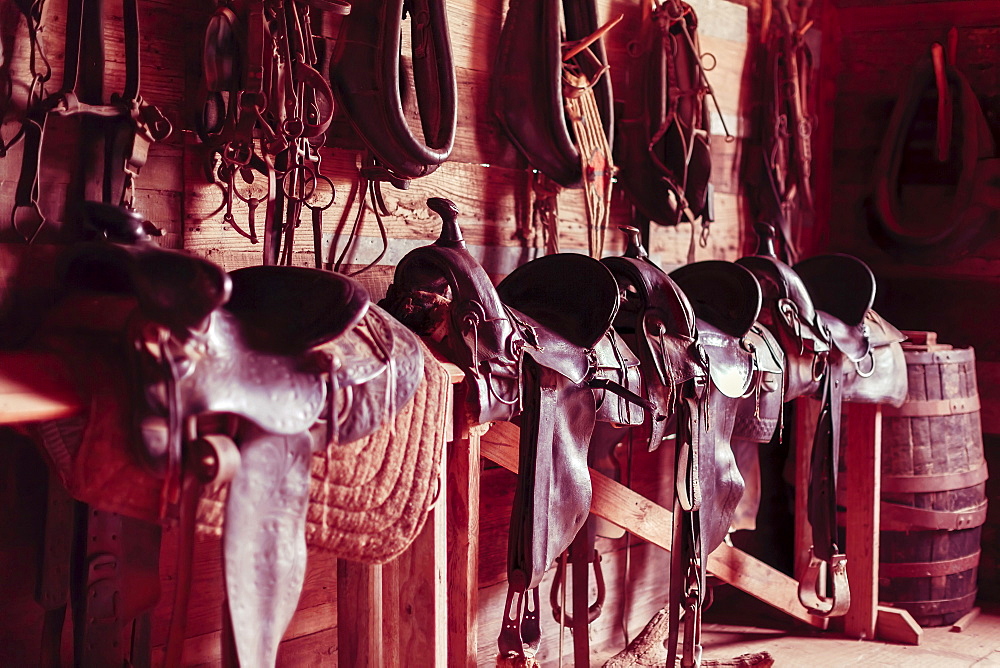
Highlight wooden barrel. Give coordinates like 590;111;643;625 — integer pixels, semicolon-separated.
879;336;987;626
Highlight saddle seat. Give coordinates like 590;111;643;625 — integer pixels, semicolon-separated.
226;265;371;355
496;253;621;349
497;253;645;427
669;260;763;399
793;254;877;363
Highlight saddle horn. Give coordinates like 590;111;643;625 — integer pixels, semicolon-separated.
753;221;779;258
428;197;464;248
619;225;648;259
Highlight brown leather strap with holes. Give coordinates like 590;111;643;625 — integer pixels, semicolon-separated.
882;394;980;417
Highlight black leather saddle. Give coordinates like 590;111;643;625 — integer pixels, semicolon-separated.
736;223;907;619
381;199;649;661
62;202;423;667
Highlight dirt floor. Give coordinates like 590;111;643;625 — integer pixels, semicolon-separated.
655;588;1000;667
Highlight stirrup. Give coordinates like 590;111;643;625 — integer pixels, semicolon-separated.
797;548;851;617
549;551;606;626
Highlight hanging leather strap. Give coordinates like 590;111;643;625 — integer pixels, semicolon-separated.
798;352;851;617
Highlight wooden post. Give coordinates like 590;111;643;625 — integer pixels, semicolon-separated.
337;560;383;667
383;449;449;667
445;380;481;667
843;402;881;639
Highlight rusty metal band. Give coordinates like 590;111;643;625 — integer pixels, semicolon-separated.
879;550;980;579
880;499;987;532
882;394;980;417
880;462;988;494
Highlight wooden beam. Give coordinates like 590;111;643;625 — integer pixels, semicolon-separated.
875;606;923;646
480;423;827;629
0;351;82;423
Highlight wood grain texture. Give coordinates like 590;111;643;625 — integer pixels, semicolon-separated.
844;403;881;640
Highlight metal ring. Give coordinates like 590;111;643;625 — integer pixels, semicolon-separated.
280;163;318;202
304;173;336;210
229;167;268;204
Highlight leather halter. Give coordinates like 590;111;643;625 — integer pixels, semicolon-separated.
745;0;815;262
9;0;171;242
329;0;457;183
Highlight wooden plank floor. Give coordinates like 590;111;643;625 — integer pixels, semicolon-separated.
589;588;1000;667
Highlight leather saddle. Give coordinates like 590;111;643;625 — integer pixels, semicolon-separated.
381;198;649;661
872;34;1000;265
737;223;907;618
62;202;423;667
793;253;907;407
329;0;457;184
617;0;714;226
600;230;751;666
492;0;614;188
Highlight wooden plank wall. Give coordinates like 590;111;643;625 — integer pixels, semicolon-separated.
817;0;1000;432
0;0;756;665
817;0;1000;611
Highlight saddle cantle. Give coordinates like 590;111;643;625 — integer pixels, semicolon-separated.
670;260;762;400
382;197;524;424
737;223;831;401
329;0;457;183
602;227;701;451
